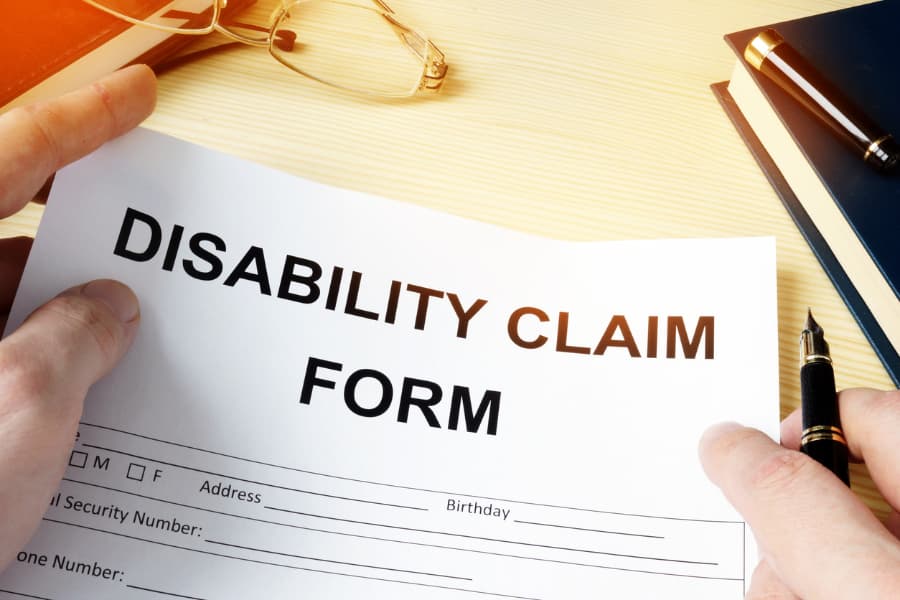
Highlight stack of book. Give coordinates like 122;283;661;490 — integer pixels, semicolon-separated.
3;1;182;110
713;0;900;385
0;0;251;112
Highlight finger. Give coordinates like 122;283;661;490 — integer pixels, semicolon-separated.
0;236;33;317
0;64;156;218
0;279;139;572
779;407;801;450
33;174;55;205
782;403;865;464
700;423;900;598
783;389;900;508
886;510;900;540
747;558;800;600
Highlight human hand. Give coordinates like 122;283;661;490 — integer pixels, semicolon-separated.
700;388;900;599
0;65;156;572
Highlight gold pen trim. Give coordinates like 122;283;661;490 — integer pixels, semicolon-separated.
802;353;832;365
864;134;894;161
801;425;847;447
744;29;785;71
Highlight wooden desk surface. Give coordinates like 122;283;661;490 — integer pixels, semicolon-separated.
1;0;892;514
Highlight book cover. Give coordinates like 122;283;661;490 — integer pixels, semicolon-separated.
719;0;900;386
0;1;240;111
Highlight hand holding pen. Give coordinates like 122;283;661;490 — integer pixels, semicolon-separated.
701;386;900;599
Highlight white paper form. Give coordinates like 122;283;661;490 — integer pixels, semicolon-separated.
0;128;779;600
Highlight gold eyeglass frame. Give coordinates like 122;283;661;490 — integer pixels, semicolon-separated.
80;0;448;97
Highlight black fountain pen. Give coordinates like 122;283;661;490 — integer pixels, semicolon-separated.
800;310;850;486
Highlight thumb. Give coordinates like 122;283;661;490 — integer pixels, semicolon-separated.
0;279;139;571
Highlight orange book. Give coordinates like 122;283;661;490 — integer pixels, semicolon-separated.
1;1;250;111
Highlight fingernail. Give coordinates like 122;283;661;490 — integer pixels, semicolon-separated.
80;279;140;323
698;421;745;453
705;421;744;437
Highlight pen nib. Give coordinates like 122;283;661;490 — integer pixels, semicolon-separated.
804;308;823;335
801;309;830;363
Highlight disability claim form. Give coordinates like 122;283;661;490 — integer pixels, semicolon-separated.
0;128;778;599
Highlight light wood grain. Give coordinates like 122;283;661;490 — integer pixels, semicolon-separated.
1;0;893;516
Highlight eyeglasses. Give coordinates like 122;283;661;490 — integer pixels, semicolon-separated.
81;0;448;98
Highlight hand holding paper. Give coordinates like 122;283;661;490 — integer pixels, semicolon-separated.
1;117;780;598
701;388;900;599
0;65;155;572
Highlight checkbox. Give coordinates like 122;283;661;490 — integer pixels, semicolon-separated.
126;463;146;482
69;451;88;469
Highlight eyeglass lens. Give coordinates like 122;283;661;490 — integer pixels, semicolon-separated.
269;2;427;96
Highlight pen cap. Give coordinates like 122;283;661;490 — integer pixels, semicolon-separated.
867;135;900;172
745;28;899;172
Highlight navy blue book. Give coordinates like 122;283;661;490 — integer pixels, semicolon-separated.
717;0;900;386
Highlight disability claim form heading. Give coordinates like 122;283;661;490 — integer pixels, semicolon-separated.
0;128;778;599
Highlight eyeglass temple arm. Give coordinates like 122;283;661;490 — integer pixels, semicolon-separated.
370;0;446;91
165;8;299;50
420;42;447;92
219;16;297;49
158;9;296;54
164;2;444;92
370;0;394;13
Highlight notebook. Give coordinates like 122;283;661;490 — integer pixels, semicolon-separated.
0;0;250;111
715;0;900;386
